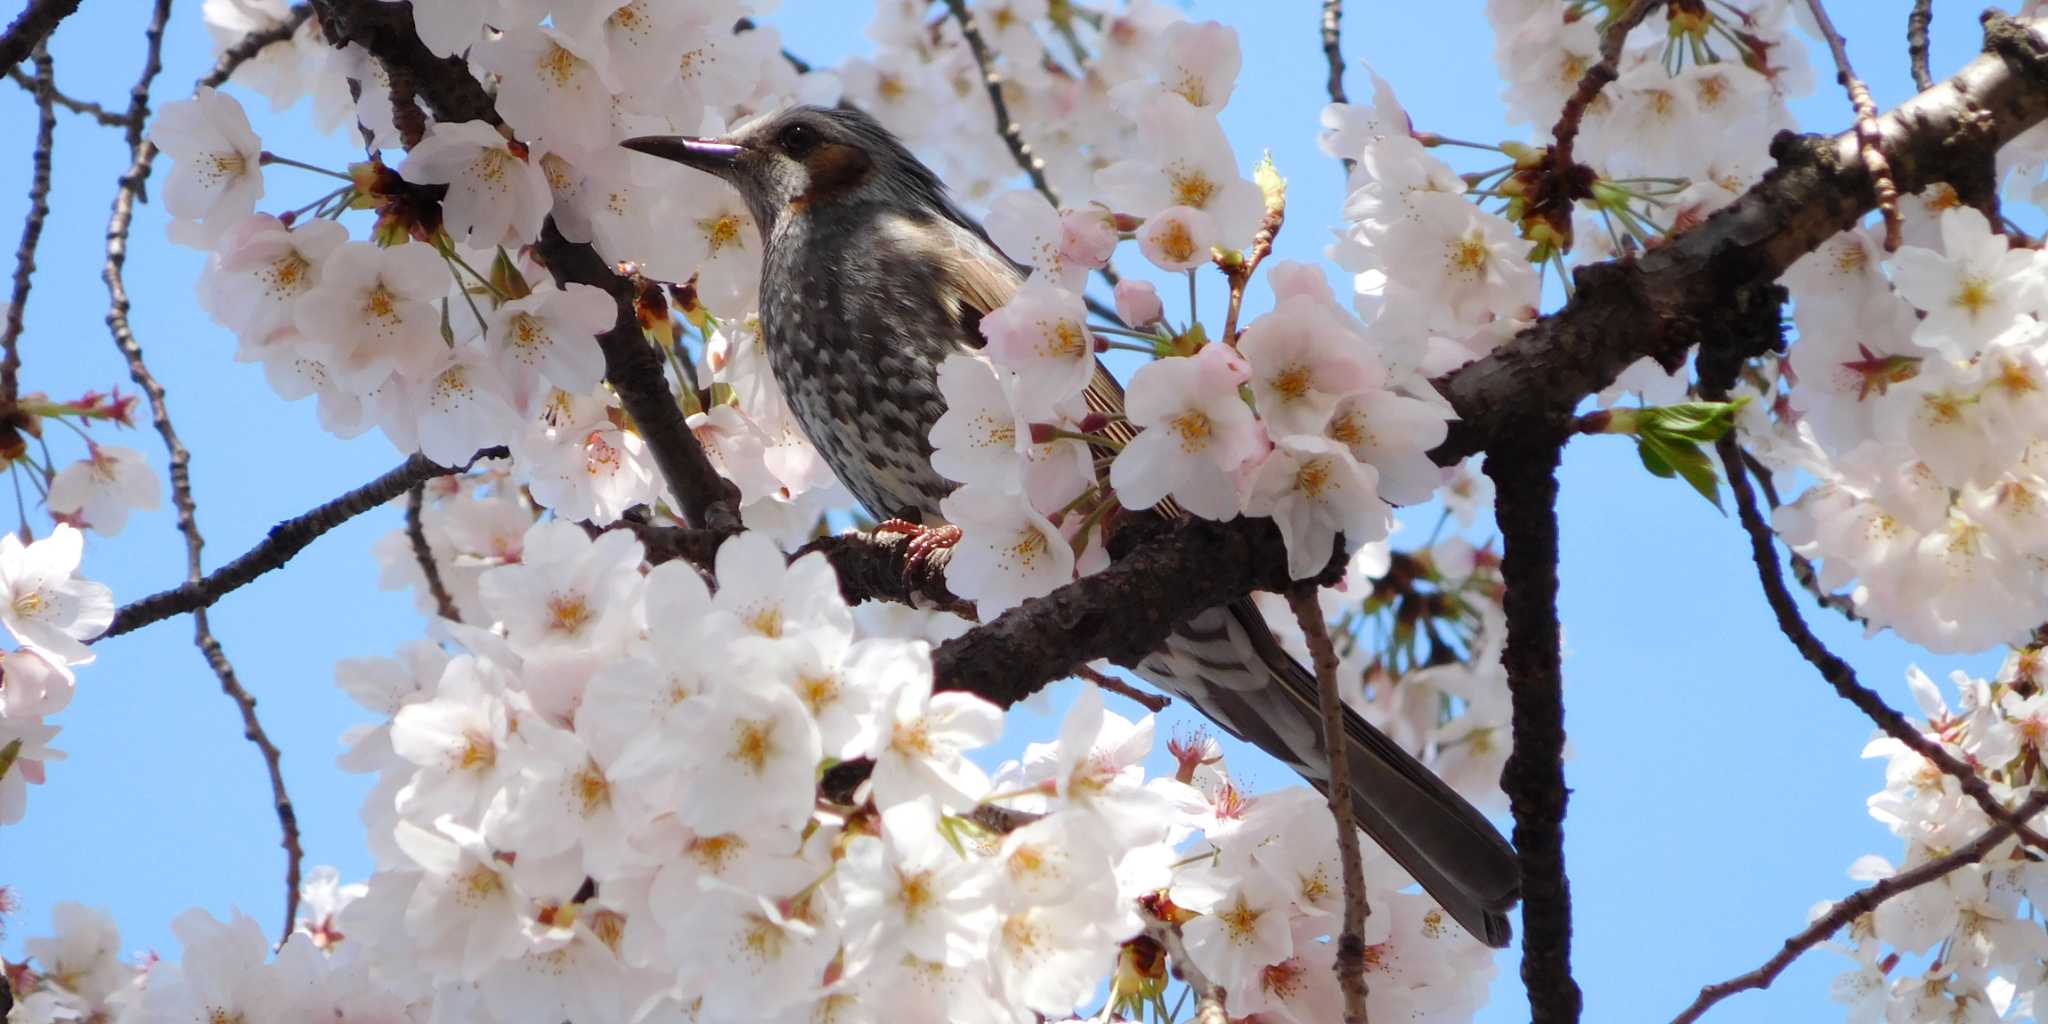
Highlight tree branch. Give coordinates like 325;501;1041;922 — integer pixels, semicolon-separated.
1713;436;2048;854
1805;0;1904;248
939;0;1058;207
6;65;127;126
1432;14;2048;466
1320;0;1349;106
310;0;740;532
0;0;80;74
1487;437;1579;1024
1289;587;1370;1024
101;0;313;945
1140;906;1229;1024
99;449;504;641
1909;0;1935;92
405;482;461;622
1;43;55;406
1667;790;2048;1024
1549;0;1664;177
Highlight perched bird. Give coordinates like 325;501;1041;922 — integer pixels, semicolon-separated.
623;106;1521;945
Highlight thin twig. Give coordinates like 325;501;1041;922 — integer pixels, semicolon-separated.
405;483;462;622
101;7;314;944
6;66;127;126
940;0;1058;207
1140;906;1229;1024
1074;664;1169;713
1320;0;1349;106
1321;0;1354;174
1;43;56;406
1486;437;1581;1024
1714;435;2048;854
1220;185;1284;344
99;449;502;640
1550;0;1663;175
1289;587;1370;1024
1908;0;1934;92
1739;450;1864;626
1805;0;1904;249
0;0;81;74
1668;790;2048;1024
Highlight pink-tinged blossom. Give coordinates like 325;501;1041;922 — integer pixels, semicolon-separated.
1242;435;1393;580
1096;93;1264;245
390;819;528;980
1137;205;1217;272
47;445;161;537
485;282;613;416
930;354;1025;493
1156;20;1241;112
293;241;450;388
1111;344;1264;519
1891;207;2047;360
984;191;1115;290
980;280;1096;416
0;526;113;663
477;520;645;658
149;87;264;238
1324;390;1452;505
1237;296;1381;436
837;798;998;971
412;348;521;468
518;394;661;527
1175;867;1295;997
867;641;1003;812
202;214;346;344
939;485;1074;616
673;683;821;839
472;27;616;163
401;120;552;249
711;531;853;647
689;404;783;506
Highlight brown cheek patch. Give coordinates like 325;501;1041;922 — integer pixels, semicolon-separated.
795;143;873;206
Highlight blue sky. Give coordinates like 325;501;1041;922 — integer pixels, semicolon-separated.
0;1;2007;1021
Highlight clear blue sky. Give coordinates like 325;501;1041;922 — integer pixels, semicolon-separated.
1;2;2005;1021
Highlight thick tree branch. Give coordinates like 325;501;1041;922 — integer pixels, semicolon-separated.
1433;14;2048;466
1289;587;1369;1024
1714;436;2048;853
99;449;504;640
1487;438;1579;1024
629;518;974;618
0;0;79;74
1668;791;2048;1024
2;43;54;405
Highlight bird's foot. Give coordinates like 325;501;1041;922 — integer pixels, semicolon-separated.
871;519;962;597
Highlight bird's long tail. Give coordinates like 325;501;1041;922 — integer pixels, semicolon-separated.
1135;600;1521;947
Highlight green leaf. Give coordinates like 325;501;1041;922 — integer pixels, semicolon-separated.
1636;434;1724;510
1637;397;1750;442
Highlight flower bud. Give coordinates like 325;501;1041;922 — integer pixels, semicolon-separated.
1113;280;1163;328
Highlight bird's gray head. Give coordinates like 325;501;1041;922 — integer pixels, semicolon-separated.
622;106;955;236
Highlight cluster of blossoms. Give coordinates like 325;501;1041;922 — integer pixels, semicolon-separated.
1771;203;2048;653
922;22;1461;616
5;519;1498;1023
0;527;115;826
1486;0;1807;183
1821;653;2048;1021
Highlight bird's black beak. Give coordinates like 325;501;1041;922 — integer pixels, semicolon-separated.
621;135;745;175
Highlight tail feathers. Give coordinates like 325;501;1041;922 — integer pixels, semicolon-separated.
1135;600;1520;947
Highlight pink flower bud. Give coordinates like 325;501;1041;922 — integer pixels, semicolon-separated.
1113;279;1163;328
1028;422;1060;445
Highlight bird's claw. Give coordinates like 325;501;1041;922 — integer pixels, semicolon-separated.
871;520;962;599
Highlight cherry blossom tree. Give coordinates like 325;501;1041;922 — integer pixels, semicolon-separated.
5;1;2048;1022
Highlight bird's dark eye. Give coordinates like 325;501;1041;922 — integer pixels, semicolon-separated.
778;122;820;157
